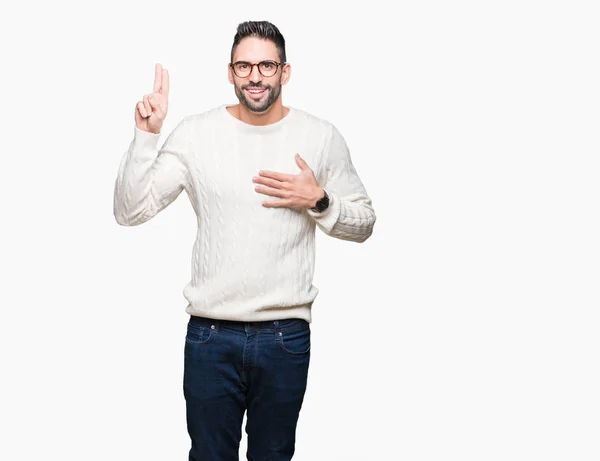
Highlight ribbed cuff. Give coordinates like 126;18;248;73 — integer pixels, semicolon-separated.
307;191;341;233
132;125;161;150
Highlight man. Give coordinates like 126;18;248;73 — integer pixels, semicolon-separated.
113;20;376;461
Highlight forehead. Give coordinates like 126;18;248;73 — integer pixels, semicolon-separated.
233;36;279;62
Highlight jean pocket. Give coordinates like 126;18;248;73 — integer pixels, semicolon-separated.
279;324;311;355
186;322;213;345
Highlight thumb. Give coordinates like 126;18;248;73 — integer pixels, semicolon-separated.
148;94;160;109
295;153;309;170
148;94;166;118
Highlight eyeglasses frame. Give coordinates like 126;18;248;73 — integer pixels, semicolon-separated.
229;60;287;78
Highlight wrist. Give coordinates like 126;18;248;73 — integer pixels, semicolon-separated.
311;188;325;208
310;188;329;213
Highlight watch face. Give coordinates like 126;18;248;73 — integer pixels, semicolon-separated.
311;190;329;212
317;192;329;211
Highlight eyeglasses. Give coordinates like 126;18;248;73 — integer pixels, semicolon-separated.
229;60;285;78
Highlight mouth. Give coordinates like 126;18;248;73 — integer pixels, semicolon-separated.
245;87;267;98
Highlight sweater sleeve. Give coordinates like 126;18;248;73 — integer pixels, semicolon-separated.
113;119;191;226
306;124;376;242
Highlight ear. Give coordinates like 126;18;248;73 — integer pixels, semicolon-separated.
228;63;234;85
281;62;292;86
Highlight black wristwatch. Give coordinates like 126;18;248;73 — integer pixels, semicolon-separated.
310;189;329;213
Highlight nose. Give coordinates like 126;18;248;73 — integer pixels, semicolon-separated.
249;64;263;82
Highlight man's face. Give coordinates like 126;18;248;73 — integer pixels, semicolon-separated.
228;37;290;113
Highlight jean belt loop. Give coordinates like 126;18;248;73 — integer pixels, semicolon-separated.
274;320;281;340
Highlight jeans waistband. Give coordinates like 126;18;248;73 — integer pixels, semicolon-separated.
188;314;308;333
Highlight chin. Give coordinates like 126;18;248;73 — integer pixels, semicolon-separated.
236;87;280;114
243;101;273;113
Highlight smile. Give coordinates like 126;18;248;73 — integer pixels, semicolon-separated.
245;88;267;96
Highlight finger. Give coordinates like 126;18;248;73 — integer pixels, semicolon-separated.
160;68;170;96
135;103;144;123
262;199;291;208
137;101;147;118
153;63;163;93
255;184;290;198
143;95;152;117
252;175;287;189
258;170;293;182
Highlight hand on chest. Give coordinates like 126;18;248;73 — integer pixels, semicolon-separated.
197;141;324;208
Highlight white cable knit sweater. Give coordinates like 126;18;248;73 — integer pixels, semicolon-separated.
113;104;376;322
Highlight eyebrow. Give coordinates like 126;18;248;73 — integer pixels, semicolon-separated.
234;59;278;62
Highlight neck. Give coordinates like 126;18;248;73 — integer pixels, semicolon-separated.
229;101;290;126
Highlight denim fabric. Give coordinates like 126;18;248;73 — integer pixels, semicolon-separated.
183;314;311;461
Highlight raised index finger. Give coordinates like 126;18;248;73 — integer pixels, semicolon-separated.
160;68;169;96
153;63;163;93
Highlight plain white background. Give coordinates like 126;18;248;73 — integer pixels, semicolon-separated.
1;0;599;459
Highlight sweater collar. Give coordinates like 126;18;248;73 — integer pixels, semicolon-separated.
221;104;296;133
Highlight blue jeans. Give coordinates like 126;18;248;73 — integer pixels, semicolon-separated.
183;314;311;461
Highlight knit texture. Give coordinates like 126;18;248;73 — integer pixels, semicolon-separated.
113;104;376;322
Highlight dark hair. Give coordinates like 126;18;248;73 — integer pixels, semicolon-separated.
230;21;286;64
